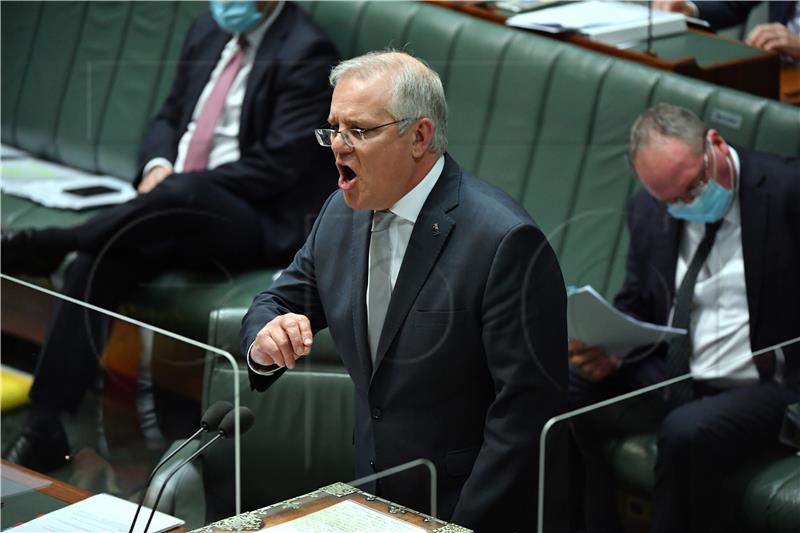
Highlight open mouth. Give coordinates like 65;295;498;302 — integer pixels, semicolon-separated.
337;163;357;189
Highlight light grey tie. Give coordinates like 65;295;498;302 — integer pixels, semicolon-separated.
368;210;395;363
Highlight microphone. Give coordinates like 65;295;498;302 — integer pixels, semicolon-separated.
127;401;233;533
141;406;255;533
645;0;657;57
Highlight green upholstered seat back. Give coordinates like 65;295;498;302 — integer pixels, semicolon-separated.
1;1;207;178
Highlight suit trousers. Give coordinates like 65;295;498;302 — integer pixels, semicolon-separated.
29;174;269;414
568;354;800;533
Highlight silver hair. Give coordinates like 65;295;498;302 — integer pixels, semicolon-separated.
628;103;707;166
329;50;448;154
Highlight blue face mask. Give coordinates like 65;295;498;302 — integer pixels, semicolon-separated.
667;148;735;223
210;1;263;34
667;178;733;223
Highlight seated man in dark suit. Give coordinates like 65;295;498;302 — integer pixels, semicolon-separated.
656;0;800;61
2;0;338;471
569;103;800;533
240;51;568;532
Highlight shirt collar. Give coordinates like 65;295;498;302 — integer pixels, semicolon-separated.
386;155;445;224
238;0;284;50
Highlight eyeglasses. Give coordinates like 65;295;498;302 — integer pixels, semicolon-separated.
314;118;413;148
664;141;713;206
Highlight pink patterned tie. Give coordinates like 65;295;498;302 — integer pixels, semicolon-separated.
183;41;246;172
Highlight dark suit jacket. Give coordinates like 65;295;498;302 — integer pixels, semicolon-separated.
614;146;800;384
241;155;568;532
697;1;796;30
137;3;338;262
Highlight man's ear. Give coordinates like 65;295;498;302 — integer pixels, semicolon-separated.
706;128;729;156
411;118;434;158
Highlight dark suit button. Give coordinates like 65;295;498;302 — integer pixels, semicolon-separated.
370;460;376;471
371;407;382;419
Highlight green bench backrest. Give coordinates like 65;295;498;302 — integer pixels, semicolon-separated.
1;1;207;179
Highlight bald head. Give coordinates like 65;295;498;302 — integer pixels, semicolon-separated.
329;51;448;154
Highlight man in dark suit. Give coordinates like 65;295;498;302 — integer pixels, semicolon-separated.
655;1;800;60
569;103;800;533
2;1;337;471
241;51;568;532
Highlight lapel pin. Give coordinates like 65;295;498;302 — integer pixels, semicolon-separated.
432;223;440;236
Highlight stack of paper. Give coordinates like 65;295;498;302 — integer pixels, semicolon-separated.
507;1;687;45
8;493;184;533
567;285;685;357
1;155;136;210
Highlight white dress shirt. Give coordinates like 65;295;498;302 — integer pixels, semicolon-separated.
143;1;284;177
249;155;446;375
673;147;757;386
366;155;445;308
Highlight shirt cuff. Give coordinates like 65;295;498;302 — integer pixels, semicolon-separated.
142;158;173;178
247;340;281;376
685;1;699;18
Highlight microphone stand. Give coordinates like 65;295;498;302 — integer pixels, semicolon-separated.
127;427;205;533
141;433;226;533
645;0;657;57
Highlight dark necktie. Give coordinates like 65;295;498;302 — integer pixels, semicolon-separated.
368;211;395;364
665;221;723;406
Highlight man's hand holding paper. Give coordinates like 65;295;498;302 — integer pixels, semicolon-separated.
568;339;622;382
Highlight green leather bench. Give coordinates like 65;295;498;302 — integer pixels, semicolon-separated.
3;1;798;530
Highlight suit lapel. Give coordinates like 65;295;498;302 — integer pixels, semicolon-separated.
372;156;461;377
351;208;374;385
184;31;230;132
737;148;769;332
240;3;293;138
650;200;681;322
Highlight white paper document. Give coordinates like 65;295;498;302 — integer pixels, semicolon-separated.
262;499;426;532
7;493;184;533
506;1;687;45
1;158;135;210
567;285;685;357
1;143;31;160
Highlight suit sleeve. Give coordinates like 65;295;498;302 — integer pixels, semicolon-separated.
451;223;568;532
240;192;335;391
695;1;759;30
613;193;657;323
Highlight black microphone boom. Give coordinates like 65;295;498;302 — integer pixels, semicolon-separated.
127;401;233;533
141;406;255;533
646;0;657;56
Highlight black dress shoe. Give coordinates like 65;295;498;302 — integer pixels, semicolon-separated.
3;424;72;472
1;228;70;276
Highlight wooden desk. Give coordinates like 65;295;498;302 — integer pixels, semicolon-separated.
781;66;800;105
0;460;186;532
429;1;781;100
1;460;91;530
